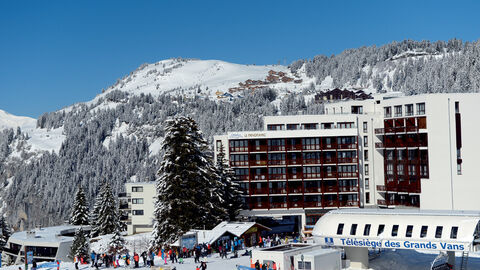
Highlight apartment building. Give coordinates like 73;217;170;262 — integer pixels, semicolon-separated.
213;93;480;232
119;182;156;235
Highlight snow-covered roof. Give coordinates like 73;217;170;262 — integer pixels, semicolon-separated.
184;222;271;245
8;225;90;245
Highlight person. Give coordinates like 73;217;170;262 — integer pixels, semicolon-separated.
141;251;147;266
56;260;60;270
194;247;200;263
91;251;96;267
74;256;79;270
200;261;207;270
261;262;267;270
133;252;140;268
150;250;155;266
125;252;130;266
32;260;37;270
255;260;260;270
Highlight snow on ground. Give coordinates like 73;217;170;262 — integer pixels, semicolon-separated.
0;109;36;130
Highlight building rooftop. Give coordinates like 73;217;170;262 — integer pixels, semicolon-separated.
9;225;90;244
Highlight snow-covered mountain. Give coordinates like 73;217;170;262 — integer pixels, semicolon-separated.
2;39;480;230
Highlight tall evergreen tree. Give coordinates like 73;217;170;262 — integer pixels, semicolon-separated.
150;116;226;250
90;182;120;237
70;186;90;225
70;228;89;259
0;216;12;251
216;145;243;221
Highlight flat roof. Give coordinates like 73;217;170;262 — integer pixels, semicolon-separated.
328;208;480;217
9;225;89;245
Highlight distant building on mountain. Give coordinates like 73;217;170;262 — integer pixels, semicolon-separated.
315;88;373;102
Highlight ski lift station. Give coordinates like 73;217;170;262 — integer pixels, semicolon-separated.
313;209;480;269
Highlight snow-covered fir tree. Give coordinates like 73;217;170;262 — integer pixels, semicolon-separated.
150;116;226;250
90;182;120;237
216;145;243;221
0;216;11;251
108;229;126;255
70;185;90;226
70;227;89;259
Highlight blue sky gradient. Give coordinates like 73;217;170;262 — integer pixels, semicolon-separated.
1;0;479;117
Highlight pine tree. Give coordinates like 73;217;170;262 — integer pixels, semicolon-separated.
0;216;12;251
70;228;89;259
70;185;90;226
90;182;120;237
216;145;243;221
150;116;226;250
108;229;126;255
89;188;103;237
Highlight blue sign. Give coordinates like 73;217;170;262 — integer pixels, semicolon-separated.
27;251;34;264
325;237;334;246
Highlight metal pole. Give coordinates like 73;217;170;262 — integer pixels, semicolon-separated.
24;245;27;270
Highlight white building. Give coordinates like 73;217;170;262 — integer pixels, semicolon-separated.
213;93;480;234
3;225;90;264
120;182;156;235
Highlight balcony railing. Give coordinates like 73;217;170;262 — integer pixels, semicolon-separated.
268;146;286;151
287;187;303;194
288;201;303;208
338;172;358;178
251;188;269;195
269;188;287;194
250;160;267;166
287;173;303;180
304;187;322;193
286;145;303;151
269;174;287;180
287;159;302;165
230;147;248;153
338;186;359;192
249;145;267;152
323;200;337;207
323;186;339;193
377;199;387;206
338;200;359;207
270;202;288;208
337;157;358;163
250;202;269;209
251;174;267;181
268;160;286;165
337;144;357;149
304;201;322;208
230;161;249;167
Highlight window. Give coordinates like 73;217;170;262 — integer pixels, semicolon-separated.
298;261;312;270
392;225;399;237
365;192;370;204
337;223;344;235
435;226;443;238
416;103;426;115
321;123;333;129
450;226;458;239
303;123;318;130
394;105;402;117
384;107;392;118
364;150;369;161
364;164;369;176
365;178;369;189
364;224;371;236
132;198;144;204
286;124;298;130
405;104;414;116
420;226;428;238
363;122;368;133
363;136;368;147
338;122;355;129
216;140;223;151
132;210;144;216
132;186;143;192
378;224;385;236
350;224;358;235
406;225;413;238
351;106;363;114
455;101;460;113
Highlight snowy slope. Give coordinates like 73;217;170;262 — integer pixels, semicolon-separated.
0;109;36;130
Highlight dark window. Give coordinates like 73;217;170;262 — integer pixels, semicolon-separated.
406;225;413;238
416;103;426;115
455;101;460;113
435;226;443;238
420;226;428;238
286;124;298;130
384;107;392;118
350;224;358;235
450;226;458;239
363;224;371;236
392;225;399;237
132;210;144;215
365;192;370;204
337;223;344;235
363;122;368;133
132;186;143;192
378;224;385;236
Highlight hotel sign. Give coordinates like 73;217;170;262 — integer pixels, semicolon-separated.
229;133;266;139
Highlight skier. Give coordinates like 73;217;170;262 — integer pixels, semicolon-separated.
254;260;260;270
133;252;140;268
32;260;37;270
200;261;207;270
141;251;147;266
74;256;79;270
91;251;96;267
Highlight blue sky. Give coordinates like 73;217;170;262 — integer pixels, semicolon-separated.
1;0;479;118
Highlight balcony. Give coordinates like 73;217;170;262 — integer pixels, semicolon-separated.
249;145;267;152
338;172;358;178
337;144;356;150
338;200;359;207
251;188;269;195
236;175;249;181
323;186;339;193
270;202;288;209
288;201;303;208
323;200;337;207
250;160;267;166
375;142;384;148
338;186;359;192
337;157;357;164
303;173;323;179
251;174;268;181
376;185;386;192
250;202;269;209
268;146;286;152
287;187;303;194
269;188;287;195
304;159;322;165
287;173;303;180
269;174;287;180
304;187;322;194
287;159;302;165
304;201;322;208
268;160;286;166
377;199;387;206
230;147;248;153
286;144;302;151
323;172;337;179
230;161;249;167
